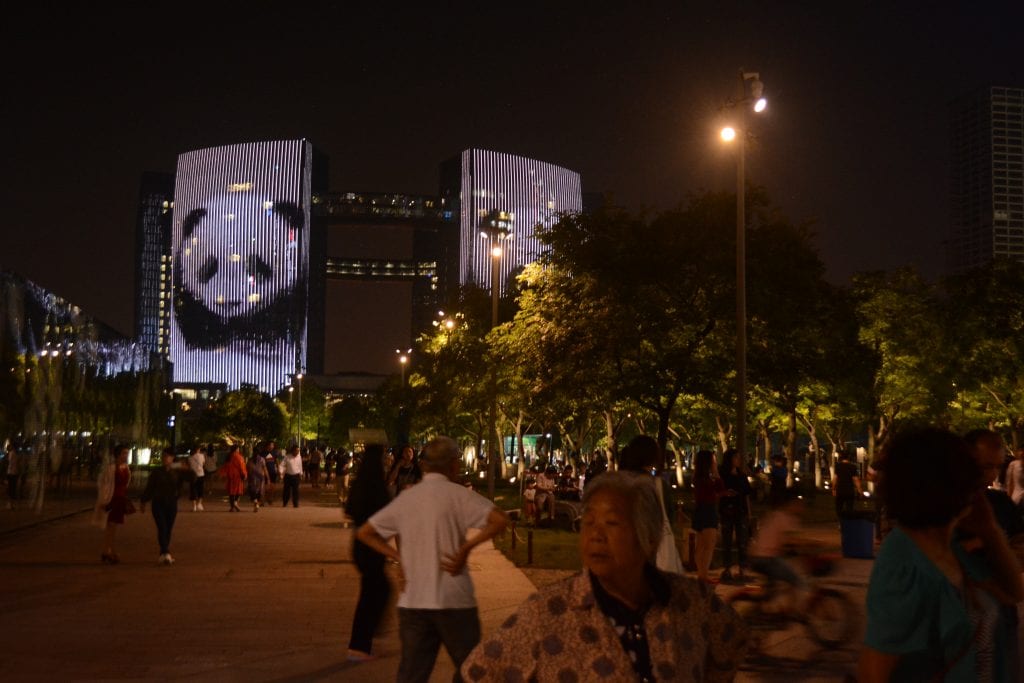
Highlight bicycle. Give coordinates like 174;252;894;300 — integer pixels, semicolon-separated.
725;553;857;651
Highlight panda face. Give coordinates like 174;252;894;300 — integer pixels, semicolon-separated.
173;194;306;349
178;194;296;321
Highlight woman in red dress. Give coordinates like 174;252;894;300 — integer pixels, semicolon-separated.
220;445;248;512
94;445;133;564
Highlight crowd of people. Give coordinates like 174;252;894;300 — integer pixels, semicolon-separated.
32;423;1024;681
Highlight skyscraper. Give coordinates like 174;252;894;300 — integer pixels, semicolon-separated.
440;150;582;295
134;172;174;356
948;86;1024;271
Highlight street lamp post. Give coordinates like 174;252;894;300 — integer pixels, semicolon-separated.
480;210;511;500
720;70;767;462
296;372;303;451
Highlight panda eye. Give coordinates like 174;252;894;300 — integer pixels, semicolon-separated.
199;256;218;283
247;255;273;282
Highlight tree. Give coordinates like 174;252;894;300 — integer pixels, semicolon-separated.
943;260;1024;446
216;388;285;448
852;267;952;457
524;197;738;459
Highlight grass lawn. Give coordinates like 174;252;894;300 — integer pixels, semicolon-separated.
494;523;583;571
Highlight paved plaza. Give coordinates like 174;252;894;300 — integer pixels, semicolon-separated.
1;481;870;681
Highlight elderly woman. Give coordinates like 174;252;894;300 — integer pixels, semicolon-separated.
462;471;747;682
858;428;1024;682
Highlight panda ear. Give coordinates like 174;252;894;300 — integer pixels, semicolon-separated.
181;208;207;240
271;201;304;231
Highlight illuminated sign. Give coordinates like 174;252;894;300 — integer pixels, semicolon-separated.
169;140;313;392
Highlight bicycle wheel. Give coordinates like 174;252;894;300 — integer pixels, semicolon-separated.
804;588;856;649
726;593;770;652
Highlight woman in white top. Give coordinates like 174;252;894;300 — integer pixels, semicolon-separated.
1007;447;1024;506
188;446;206;511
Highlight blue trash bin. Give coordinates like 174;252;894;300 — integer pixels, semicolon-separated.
840;515;875;559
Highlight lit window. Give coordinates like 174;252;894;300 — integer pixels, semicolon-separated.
231;254;241;262
248;293;261;303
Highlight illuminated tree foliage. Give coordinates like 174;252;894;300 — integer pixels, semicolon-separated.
942;260;1024;446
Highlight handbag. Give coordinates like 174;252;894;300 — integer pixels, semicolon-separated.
654;479;685;573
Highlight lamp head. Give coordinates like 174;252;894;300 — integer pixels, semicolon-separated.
720;126;737;142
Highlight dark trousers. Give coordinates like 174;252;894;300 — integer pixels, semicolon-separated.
835;495;855;518
397;607;480;683
152;499;177;554
348;540;391;654
282;474;300;507
721;516;749;568
189;476;204;501
7;474;17;501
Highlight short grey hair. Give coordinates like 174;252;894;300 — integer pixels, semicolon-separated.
420;436;460;471
582;471;663;561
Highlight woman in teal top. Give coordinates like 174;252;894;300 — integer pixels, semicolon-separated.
858;428;1023;682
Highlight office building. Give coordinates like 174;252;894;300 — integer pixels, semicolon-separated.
440;149;582;295
134;172;174;356
948;86;1024;270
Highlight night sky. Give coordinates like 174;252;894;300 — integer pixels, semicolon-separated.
2;3;1021;339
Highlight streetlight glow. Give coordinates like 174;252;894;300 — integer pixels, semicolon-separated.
491;245;502;258
721;126;737;142
754;97;767;113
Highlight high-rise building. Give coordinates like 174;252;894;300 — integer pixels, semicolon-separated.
440;149;582;295
168;140;326;393
134;172;174;356
948;86;1024;271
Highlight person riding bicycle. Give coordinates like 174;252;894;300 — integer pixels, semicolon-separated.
747;487;807;611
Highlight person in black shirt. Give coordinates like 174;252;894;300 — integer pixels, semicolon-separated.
832;450;862;518
344;444;392;662
140;447;185;565
719;448;753;583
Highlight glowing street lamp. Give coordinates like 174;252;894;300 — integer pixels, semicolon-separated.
395;348;412;385
719;69;768;462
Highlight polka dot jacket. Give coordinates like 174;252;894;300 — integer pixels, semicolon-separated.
461;568;748;682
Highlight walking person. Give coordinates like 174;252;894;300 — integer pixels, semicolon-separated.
832;449;862;519
280;444;303;508
5;442;20;509
692;449;730;583
344;443;392;662
858;428;1023;682
355;436;508;682
719;447;753;583
385;444;421;498
93;444;134;564
187;445;206;511
263;441;278;505
220;445;247;512
1007;446;1024;509
619;435;684;573
140;447;184;565
247;449;269;512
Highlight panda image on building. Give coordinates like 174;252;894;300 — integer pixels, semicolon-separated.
171;191;307;388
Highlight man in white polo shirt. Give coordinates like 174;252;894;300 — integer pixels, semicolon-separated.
356;436;508;682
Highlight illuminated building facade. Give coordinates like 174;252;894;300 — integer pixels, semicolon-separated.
169;140;326;393
134;172;174;356
948;86;1024;270
440;149;582;295
0;270;154;376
